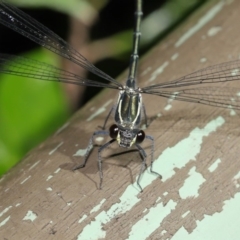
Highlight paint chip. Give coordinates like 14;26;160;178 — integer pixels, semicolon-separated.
182;210;190;218
0;206;12;218
23;210;37;222
46;175;53;181
49;142;63;155
87;100;112;122
141;66;152;76
55;122;70;135
179;167;206;199
54;168;61;174
126;200;177;240
20;175;31;184
28;160;40;171
175;1;225;47
164;104;172;111
208;158;221;172
200;57;207;63
0;216;10;228
149;61;169;82
79;214;87;223
73;148;88;157
90;199;106;214
207;26;222;36
231;68;239;76
171;53;179;61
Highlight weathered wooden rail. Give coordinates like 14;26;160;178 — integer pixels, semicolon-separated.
1;0;240;239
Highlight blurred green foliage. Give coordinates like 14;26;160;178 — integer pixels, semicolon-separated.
0;49;70;175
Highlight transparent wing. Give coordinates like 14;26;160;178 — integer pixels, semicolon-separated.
140;60;240;110
141;87;240;110
142;60;240;89
0;1;122;88
0;54;120;89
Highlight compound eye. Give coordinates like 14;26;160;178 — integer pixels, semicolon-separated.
136;130;145;144
109;124;119;139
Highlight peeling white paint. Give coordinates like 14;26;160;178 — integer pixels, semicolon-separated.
154;117;224;184
164;92;179;111
171;53;179;61
49;142;63;155
54;168;61;174
149;61;169;82
126;200;177;240
233;171;240;188
0;216;10;228
23;210;37;222
161;229;167;236
46;175;53;181
228;105;236;116
20;175;31;184
90;199;106;214
0;176;5;183
208;158;221;172
172;192;240;240
182;210;190;218
28;160;40;171
141;66;152;76
175;1;225;47
46;187;52;191
77;185;142;239
179;167;206;199
231;68;239;76
230;110;236;116
87;100;112;122
54;122;70;135
200;57;207;63
164;104;172;111
233;171;240;180
77;117;224;240
79;214;87;223
73;148;87;157
0;206;12;217
143;208;148;213
207;26;222;36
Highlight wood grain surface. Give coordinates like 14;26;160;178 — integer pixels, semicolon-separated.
1;0;240;239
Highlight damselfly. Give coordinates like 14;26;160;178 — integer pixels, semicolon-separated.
1;0;240;191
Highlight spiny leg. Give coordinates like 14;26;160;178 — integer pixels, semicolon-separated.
72;130;109;170
145;135;162;179
98;139;116;189
135;144;148;192
141;103;149;127
102;106;115;130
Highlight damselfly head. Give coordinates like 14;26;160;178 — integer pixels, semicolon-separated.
109;124;145;148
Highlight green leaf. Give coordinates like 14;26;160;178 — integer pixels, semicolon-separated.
0;48;70;176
